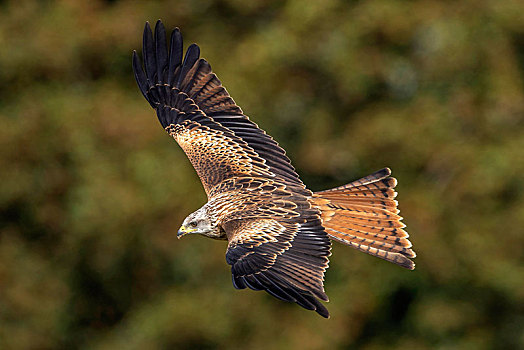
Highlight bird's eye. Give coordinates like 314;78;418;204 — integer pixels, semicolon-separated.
189;222;197;228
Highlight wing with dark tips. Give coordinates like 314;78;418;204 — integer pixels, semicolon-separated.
224;213;331;318
132;20;304;196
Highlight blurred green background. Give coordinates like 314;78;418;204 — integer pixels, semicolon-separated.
1;0;523;349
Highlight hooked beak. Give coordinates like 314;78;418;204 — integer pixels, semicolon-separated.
177;225;195;239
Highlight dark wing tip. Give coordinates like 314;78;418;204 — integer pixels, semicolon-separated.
316;302;330;318
142;21;156;82
168;26;183;85
187;43;200;55
184;44;201;67
176;43;201;86
134;20;186;108
132;50;149;101
154;20;168;83
248;271;331;318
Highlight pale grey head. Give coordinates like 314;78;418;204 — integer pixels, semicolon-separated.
177;206;223;239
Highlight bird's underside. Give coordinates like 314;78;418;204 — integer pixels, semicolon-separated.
133;20;415;318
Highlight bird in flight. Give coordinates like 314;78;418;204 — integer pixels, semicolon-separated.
132;20;415;318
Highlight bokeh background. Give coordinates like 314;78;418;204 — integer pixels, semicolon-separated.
1;0;523;349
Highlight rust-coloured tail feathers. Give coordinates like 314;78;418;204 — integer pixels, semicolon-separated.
312;168;415;269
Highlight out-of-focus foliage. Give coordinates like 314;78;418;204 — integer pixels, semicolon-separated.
1;0;523;349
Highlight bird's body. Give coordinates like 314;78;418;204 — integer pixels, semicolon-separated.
133;20;415;318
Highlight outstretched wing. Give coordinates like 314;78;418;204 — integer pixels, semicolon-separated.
224;212;332;318
133;21;333;317
132;20;304;196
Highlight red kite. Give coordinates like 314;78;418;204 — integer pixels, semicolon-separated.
132;20;415;318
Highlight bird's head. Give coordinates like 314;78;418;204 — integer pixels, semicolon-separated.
178;207;221;239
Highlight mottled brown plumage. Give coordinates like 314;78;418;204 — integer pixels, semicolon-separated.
132;20;415;318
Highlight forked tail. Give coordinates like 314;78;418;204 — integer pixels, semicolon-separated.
312;168;415;269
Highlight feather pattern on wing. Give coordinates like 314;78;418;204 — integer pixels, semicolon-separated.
132;21;303;196
224;214;331;318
